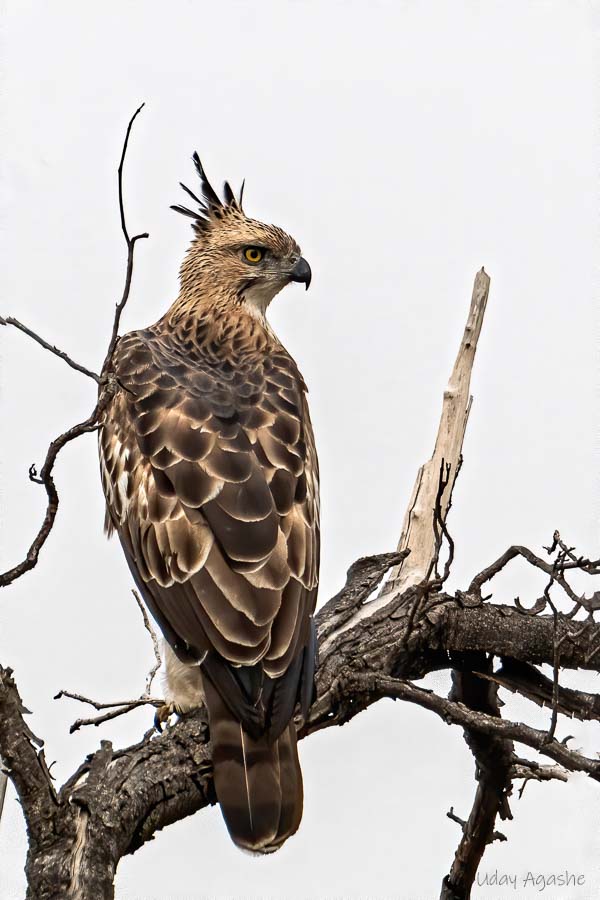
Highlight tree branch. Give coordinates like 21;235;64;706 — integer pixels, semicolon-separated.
0;411;101;587
0;103;148;591
441;653;513;900
0;316;100;381
1;116;598;900
101;102;149;373
382;268;489;603
474;658;600;723
308;671;600;779
468;544;600;613
6;541;593;887
132;588;162;698
0;667;57;842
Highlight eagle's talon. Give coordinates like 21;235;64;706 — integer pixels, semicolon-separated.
154;702;177;732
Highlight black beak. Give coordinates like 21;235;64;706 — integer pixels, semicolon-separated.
289;257;312;290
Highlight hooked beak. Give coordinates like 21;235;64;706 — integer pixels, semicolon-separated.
289;257;312;290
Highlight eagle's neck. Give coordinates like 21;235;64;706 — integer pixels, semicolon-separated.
161;289;278;361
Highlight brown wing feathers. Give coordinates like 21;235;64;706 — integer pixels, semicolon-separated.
99;324;318;851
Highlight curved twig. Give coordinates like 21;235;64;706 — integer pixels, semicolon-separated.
0;316;100;382
101;103;149;372
0;104;148;590
0;410;100;587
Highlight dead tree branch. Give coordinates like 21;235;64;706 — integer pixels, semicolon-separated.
381;269;489;604
440;653;513;900
1;120;598;900
0;316;100;381
0;104;148;590
0;411;101;587
132;589;162;697
0;667;57;843
4;546;600;897
101;102;149;372
53;587;164;733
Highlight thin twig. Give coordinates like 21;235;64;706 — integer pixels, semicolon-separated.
446;806;506;843
423;458;456;592
545;530;600;575
69;699;161;734
132;589;162;697
0;317;100;382
511;757;569;799
0;103;148;590
468;544;600;612
543;580;561;742
102;103;149;372
52;588;164;734
54;690;160;712
0;411;101;587
309;672;600;779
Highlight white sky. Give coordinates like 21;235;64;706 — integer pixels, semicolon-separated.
0;2;598;898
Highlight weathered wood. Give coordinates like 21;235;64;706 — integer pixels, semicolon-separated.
4;261;600;899
320;268;490;658
384;267;490;598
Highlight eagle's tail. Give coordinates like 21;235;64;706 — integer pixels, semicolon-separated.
202;676;303;854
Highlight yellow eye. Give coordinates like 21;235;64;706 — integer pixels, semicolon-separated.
244;247;263;263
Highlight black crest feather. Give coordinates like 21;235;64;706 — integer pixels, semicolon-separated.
192;152;222;211
223;181;235;205
171;153;245;232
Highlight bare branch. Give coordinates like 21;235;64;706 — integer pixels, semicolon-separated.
383;269;490;603
446;806;506;843
52;587;164;735
0;667;57;840
0;410;100;587
312;672;600;779
468;544;600;613
54;689;160;712
132;589;162;697
0;104;148;590
317;551;408;646
68;699;161;734
511;757;569;799
0;316;100;381
544;530;600;575
54;689;161;733
424;458;457;591
441;653;513;899
101;103;149;372
474;658;600;723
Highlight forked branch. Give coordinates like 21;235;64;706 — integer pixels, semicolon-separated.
0;112;598;900
0;104;148;590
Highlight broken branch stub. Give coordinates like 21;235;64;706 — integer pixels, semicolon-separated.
382;268;490;601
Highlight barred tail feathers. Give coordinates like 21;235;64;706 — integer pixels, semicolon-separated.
203;675;303;853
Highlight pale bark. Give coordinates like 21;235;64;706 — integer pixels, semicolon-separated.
384;267;489;599
320;268;490;656
1;109;598;899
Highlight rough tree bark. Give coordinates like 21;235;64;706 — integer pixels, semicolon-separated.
1;109;599;900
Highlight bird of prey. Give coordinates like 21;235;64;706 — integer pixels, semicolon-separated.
98;154;319;854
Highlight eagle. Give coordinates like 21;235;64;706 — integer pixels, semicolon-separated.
98;155;319;853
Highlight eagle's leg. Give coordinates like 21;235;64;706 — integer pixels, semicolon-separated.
155;642;205;732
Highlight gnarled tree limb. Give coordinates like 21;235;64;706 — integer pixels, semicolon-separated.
1;110;598;900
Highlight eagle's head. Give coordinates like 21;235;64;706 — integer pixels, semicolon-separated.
173;154;311;316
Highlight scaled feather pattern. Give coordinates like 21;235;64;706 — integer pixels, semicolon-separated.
98;155;319;853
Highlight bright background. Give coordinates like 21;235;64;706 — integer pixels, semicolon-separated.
1;2;598;898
